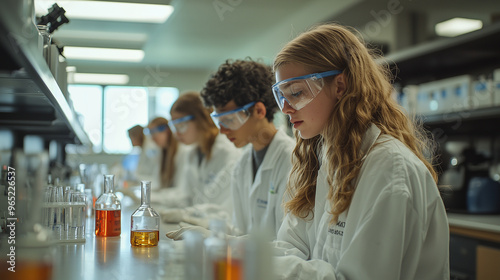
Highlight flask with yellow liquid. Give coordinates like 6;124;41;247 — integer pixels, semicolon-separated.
130;181;160;247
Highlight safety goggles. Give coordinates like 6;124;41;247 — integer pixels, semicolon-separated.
168;115;194;134
211;102;256;130
272;70;342;111
144;124;168;135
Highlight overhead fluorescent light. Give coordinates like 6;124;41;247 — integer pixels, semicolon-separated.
64;47;145;62
71;73;130;85
54;30;148;45
35;1;174;23
435;18;483;37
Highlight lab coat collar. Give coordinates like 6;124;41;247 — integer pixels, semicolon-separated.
258;129;289;172
360;123;381;158
249;129;289;194
320;123;381;170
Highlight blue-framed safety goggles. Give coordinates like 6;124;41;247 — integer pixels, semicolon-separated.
272;70;342;111
211;101;256;130
168;115;194;134
144;124;168;135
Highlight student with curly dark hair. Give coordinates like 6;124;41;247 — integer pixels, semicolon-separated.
166;59;295;239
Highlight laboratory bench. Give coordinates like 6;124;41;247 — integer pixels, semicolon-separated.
3;204;500;280
50;219;184;280
1;201;186;280
447;212;500;280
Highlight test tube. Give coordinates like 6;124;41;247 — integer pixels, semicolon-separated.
84;188;93;217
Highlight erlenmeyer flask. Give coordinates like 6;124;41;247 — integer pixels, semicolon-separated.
130;181;160;247
95;175;121;237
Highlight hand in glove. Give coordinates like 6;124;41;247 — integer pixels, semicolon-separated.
160;207;211;228
166;222;211;241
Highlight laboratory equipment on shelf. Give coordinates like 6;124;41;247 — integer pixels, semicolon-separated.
130;181;160;247
95;174;121;237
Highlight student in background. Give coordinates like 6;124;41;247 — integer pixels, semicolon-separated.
127;125;144;148
121;125;145;178
165;59;295;240
168;92;241;210
145;117;184;192
270;23;449;279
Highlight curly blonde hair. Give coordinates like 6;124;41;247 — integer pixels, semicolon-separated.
274;23;437;223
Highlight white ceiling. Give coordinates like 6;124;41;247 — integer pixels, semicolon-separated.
35;0;500;90
42;0;361;70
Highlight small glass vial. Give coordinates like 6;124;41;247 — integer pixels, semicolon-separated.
130;181;160;247
95;175;121;237
37;25;51;62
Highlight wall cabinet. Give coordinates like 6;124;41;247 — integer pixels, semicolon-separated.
382;22;500;137
382;23;500;279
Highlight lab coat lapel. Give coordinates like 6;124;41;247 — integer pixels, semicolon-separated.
249;130;284;194
242;146;255;194
360;124;381;157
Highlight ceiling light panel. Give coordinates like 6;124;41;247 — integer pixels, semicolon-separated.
64;47;145;62
35;1;174;23
435;18;483;37
71;73;130;85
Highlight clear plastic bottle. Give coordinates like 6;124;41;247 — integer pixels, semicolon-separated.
183;231;204;279
130;181;160;247
95;175;121;237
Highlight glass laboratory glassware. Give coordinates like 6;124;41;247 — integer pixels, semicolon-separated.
4;151;54;280
204;219;243;280
36;24;51;63
130;181;160;247
95;175;121;237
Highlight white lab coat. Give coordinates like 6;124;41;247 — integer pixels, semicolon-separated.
135;136;161;188
231;129;295;236
148;145;191;205
273;124;450;280
180;133;242;210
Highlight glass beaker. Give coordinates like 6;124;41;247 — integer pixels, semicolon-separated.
95;175;121;237
130;181;160;247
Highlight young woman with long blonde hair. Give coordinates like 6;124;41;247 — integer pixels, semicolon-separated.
272;24;449;279
169;92;241;208
146;117;180;189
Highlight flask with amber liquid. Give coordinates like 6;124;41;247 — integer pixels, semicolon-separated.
95;175;121;237
130;181;160;247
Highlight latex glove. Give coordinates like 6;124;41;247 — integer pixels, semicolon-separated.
159;208;186;224
166;222;211;241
